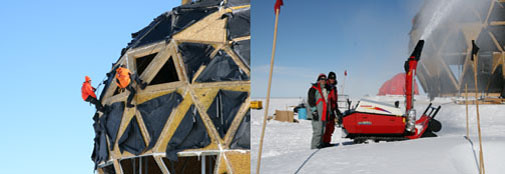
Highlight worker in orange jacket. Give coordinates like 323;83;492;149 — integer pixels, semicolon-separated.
82;76;103;111
115;65;147;108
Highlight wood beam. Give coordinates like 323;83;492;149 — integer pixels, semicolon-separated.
223;96;250;147
127;42;165;59
488;31;504;52
224;46;250;76
153;93;192;152
490;21;505;26
138;44;173;83
172;10;228;44
485;0;496;25
134;111;151;153
153;155;170;174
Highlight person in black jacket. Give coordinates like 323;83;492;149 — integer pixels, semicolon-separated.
322;72;343;147
308;74;330;149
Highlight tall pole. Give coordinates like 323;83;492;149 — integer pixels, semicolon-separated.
471;40;485;174
474;58;485;174
465;83;469;138
256;8;281;174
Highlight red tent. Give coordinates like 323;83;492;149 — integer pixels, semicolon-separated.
378;73;419;95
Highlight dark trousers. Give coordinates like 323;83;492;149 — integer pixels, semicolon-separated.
126;83;136;106
86;96;103;111
131;73;144;86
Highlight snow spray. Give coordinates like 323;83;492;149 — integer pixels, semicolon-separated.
420;0;459;40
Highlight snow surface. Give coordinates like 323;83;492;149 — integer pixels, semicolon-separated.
251;96;505;174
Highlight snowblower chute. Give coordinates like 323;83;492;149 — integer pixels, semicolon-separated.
341;40;442;143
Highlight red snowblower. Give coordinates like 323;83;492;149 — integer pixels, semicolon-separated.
341;40;442;143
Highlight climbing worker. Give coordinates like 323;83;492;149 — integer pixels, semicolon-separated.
82;76;104;111
115;65;147;108
322;71;343;147
308;73;331;149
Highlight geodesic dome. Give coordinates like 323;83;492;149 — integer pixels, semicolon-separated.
410;0;505;98
91;0;250;173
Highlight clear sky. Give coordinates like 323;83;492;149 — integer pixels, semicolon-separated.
0;1;179;173
251;0;424;98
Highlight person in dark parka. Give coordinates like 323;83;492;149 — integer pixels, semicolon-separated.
308;74;331;149
322;72;343;147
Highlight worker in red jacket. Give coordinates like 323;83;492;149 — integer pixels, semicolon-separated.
322;72;342;147
82;76;103;111
308;74;330;149
115;65;147;108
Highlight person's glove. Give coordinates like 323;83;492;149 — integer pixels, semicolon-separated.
311;107;318;120
312;112;318;121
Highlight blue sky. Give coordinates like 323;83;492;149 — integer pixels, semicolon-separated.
251;0;424;98
0;1;178;173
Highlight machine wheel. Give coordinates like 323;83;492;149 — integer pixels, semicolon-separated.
421;131;437;137
429;119;442;132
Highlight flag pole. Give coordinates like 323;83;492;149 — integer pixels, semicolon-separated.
342;70;347;95
465;83;469;139
256;6;281;174
471;40;485;174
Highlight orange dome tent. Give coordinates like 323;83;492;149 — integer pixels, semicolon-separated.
378;73;419;96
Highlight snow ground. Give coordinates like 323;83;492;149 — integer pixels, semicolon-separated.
251;96;505;174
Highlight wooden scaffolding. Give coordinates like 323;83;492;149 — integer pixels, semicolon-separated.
410;0;505;99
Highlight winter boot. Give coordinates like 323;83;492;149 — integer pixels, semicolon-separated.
140;82;147;90
127;103;135;108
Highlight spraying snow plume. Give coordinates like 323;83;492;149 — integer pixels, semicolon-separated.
419;0;460;40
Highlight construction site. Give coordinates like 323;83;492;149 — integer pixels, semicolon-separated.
4;0;505;173
90;0;250;173
78;0;504;173
410;0;505;102
252;0;505;174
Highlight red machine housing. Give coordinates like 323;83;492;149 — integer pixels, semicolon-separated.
343;113;405;134
341;40;442;142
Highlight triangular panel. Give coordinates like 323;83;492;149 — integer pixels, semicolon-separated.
230;110;250;149
206;90;248;138
195;50;249;82
138;92;183;150
101;102;125;150
149;57;180;85
178;43;215;81
118;117;146;155
231;40;250;68
226;7;250;39
165;104;211;161
172;9;225;43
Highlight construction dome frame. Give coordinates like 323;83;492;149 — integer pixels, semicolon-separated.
91;0;251;173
